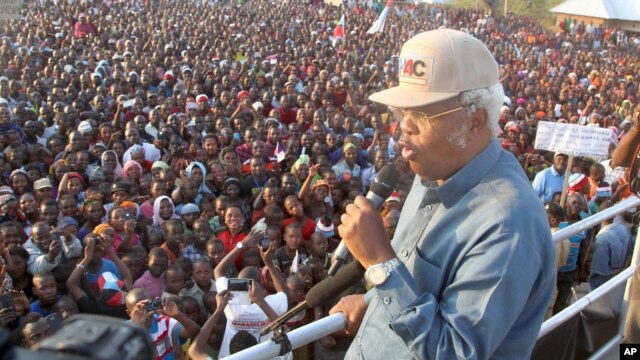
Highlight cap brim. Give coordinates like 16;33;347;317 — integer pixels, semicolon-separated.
369;86;458;108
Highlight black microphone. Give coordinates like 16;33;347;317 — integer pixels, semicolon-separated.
260;261;365;336
328;164;400;276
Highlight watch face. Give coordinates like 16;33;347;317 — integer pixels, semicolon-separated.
366;266;387;285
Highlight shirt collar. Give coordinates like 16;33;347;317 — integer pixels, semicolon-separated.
435;139;502;208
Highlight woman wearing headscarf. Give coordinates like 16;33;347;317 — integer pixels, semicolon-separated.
185;161;212;205
10;169;31;197
152;195;180;227
291;154;310;187
332;143;361;182
101;150;124;180
151;160;170;179
219;146;243;179
123;160;143;185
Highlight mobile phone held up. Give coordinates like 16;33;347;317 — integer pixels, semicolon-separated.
259;237;270;251
228;278;252;305
0;293;14;309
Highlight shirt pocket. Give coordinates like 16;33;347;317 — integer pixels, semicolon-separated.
409;249;445;302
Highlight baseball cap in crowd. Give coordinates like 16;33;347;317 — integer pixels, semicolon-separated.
385;191;401;204
196;94;209;103
568;173;588;193
369;29;500;108
164;71;175;80
98;272;125;307
265;118;281;128
58;216;79;231
312;179;330;191
78;120;92;134
315;216;335;238
89;167;106;182
0;194;16;208
111;182;131;193
181;203;200;215
252;102;264;111
34;178;53;191
237;91;250;101
506;124;520;133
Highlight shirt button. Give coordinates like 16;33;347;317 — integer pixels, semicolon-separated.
402;250;409;257
425;205;432;211
383;297;391;305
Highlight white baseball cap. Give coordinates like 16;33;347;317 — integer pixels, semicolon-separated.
369;29;499;108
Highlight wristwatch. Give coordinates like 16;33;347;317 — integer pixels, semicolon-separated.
236;242;244;250
365;258;400;286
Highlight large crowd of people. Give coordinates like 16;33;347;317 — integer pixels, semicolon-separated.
0;0;639;358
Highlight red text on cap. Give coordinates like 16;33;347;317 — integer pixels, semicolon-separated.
398;55;433;86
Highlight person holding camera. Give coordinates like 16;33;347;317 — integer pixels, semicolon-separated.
126;287;201;360
213;229;289;358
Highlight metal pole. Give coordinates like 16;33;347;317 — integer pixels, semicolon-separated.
538;265;635;338
223;313;347;360
551;196;640;244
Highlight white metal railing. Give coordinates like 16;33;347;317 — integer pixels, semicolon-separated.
539;195;640;346
225;196;640;359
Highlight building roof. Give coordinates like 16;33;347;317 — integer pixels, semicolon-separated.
550;0;640;22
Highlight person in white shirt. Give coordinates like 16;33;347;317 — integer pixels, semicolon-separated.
213;230;290;358
23;222;83;275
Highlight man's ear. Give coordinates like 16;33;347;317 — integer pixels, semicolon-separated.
469;107;488;134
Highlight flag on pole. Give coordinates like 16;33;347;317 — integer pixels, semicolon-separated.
275;142;286;162
332;14;345;46
367;0;393;34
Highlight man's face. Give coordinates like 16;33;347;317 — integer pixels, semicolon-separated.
164;270;185;295
193;221;211;245
398;98;472;181
39;205;59;226
148;255;168;278
263;187;279;205
375;152;389;169
126;129;141;145
204;138;218;157
192;262;212;289
553;155;568;174
207;242;226;266
33;275;57;306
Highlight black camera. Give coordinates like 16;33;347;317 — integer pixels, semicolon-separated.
145;298;162;312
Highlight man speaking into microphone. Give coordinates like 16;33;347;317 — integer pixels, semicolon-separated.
330;29;555;359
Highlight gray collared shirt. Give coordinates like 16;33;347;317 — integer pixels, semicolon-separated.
346;139;556;359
